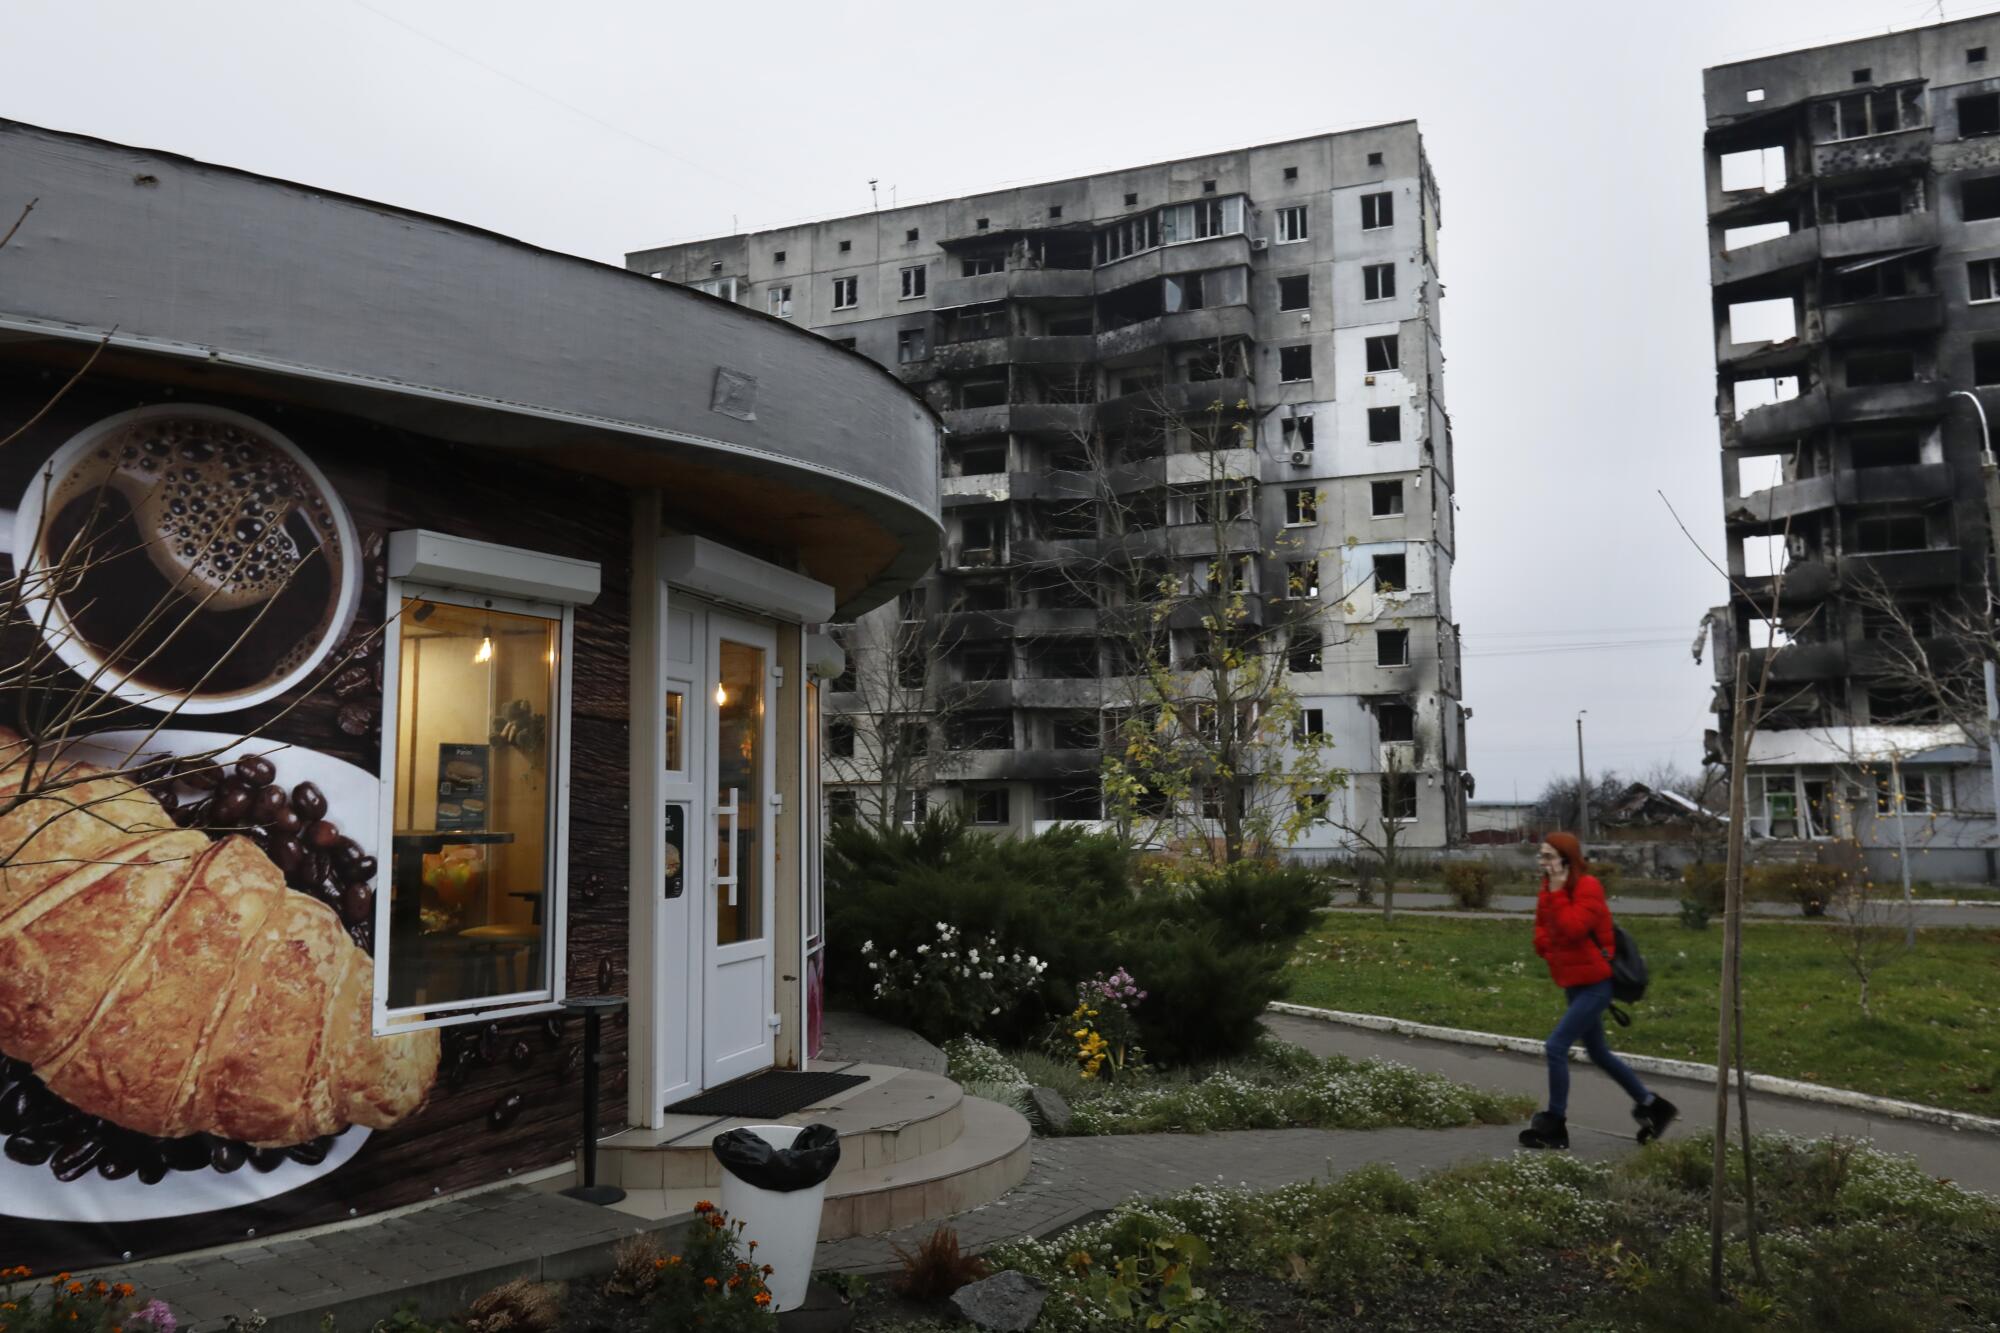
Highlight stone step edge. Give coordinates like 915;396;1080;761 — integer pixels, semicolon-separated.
1269;1001;2000;1136
604;1067;965;1153
818;1096;1030;1197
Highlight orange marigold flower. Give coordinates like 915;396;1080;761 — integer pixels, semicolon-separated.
752;1292;771;1307
666;1256;682;1267
113;1286;132;1299
702;1277;718;1289
693;1201;713;1214
726;1277;741;1290
652;1259;667;1271
760;1265;773;1276
67;1283;85;1296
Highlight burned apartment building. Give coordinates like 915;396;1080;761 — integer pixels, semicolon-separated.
628;124;1468;853
1703;18;2000;882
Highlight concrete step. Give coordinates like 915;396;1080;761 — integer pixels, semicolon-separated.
594;1066;965;1191
606;1095;1032;1241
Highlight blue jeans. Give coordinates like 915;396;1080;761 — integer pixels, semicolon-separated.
1544;980;1651;1117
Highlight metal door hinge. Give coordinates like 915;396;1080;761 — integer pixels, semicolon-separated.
768;1012;782;1030
773;666;786;687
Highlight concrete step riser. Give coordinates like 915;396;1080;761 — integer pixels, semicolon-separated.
594;1101;965;1190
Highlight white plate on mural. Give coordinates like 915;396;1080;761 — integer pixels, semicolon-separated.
0;730;378;1223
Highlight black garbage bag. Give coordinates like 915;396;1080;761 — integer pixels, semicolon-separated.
711;1124;841;1192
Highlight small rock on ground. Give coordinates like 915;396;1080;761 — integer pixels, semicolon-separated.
949;1270;1047;1332
1027;1087;1072;1135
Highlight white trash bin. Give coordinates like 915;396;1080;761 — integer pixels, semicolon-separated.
716;1124;829;1312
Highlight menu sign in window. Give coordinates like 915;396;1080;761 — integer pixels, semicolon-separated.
436;743;490;831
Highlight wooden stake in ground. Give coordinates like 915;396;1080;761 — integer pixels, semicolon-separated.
1712;651;1751;1302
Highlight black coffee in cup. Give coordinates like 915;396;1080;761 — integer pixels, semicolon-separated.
41;414;346;702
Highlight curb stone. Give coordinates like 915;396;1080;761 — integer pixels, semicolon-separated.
1269;1002;2000;1137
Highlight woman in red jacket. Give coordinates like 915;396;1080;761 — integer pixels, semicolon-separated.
1519;832;1676;1149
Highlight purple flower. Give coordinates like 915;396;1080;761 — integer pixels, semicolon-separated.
132;1301;177;1333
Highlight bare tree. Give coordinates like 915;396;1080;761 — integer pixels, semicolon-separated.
820;604;973;831
1844;576;1994;750
1318;742;1415;921
1820;839;1905;1015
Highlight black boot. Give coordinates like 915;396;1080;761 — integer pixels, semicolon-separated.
1634;1095;1678;1144
1517;1111;1569;1150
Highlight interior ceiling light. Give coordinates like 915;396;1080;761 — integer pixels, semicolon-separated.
715;681;729;705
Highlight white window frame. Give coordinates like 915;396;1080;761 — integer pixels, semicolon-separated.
1363;263;1396;302
1361;191;1394;230
373;580;576;1035
900;265;927;300
767;285;793;318
1275;205;1309;244
1376;628;1411;667
832;275;859;310
1296;707;1325;741
1972;258;2000;302
1371;480;1405;519
1284;486;1319;527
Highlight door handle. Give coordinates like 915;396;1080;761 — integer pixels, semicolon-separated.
714;786;740;906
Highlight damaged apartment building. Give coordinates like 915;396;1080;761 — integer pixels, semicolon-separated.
629;125;1468;853
1704;17;2000;882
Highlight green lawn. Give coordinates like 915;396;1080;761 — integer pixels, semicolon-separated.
1285;914;2000;1116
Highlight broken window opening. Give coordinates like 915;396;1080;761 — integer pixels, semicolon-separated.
968;789;1009;824
1280;414;1316;448
1287;628;1324;673
1719;145;1787;194
957;646;1012;683
897;327;929;363
1854;513;1930;552
1277;274;1311;311
1976;340;2000;385
1371;480;1405;517
1050;711;1099;750
1363;263;1396;301
1376;628;1411;667
1284;486;1319;526
1365;334;1400;372
1964;176;2000;222
1731;374;1800;420
1820;86;1923;142
1367;406;1402;443
1372;552;1408;593
1286;558;1321;600
1279;344;1314;382
1296;708;1325;740
1963;93;2000;138
1724;221;1793;250
1376;701;1416;743
1971;257;2000;302
1381;772;1419;822
827;717;856;758
1727;296;1798;346
1862;602;1936;640
957;442;1008;476
1849;432;1923;469
956;377;1008;409
1844;348;1915;386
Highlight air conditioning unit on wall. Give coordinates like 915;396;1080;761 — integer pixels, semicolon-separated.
1251;238;1269;251
1289;450;1312;466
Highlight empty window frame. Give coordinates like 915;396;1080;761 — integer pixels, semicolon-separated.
766;284;793;317
831;337;857;351
1284;486;1319;525
958;644;1011;683
962;255;1006;279
1845;348;1914;385
1275;205;1309;243
905;227;919;243
828;788;858;823
1371;480;1404;517
1376;628;1410;666
1280;414;1316;448
1367;406;1402;442
1977;340;2000;384
1361;191;1394;229
1964;176;2000;221
1044;784;1102;821
1295;708;1325;741
897;327;929;363
1278;344;1314;382
827;716;857;758
838;239;853;253
1854;514;1929;551
1285;558;1321;600
1972;258;2000;301
1826;86;1923;141
831;275;858;309
1381;772;1419;821
1277;274;1311;310
1363;262;1396;301
1849;433;1923;468
1283;165;1299;181
1963;92;2000;137
772;249;786;263
1372;552;1408;592
969;789;1010;824
1862;602;1935;639
1287;628;1324;673
1160;198;1242;244
1364;334;1400;372
900;265;927;299
1050;711;1100;750
1376;701;1415;742
1973;46;1990;63
1367;151;1384;166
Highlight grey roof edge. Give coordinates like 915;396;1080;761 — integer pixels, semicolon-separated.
624;119;1426;258
0;119;943;614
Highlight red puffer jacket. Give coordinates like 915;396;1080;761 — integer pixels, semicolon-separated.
1533;874;1615;989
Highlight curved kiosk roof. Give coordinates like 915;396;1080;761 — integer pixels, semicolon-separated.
0;120;940;617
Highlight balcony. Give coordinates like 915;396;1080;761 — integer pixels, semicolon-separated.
931;266;1096;310
1094;234;1254;290
1732;560;1835;612
1840;546;1963;589
1097;305;1256;364
1828;378;1949;425
953;748;1103;783
930;333;1096;374
1711;227;1820;288
1733;389;1830;448
1096;376;1252;428
942;402;1094;437
942;543;1010;570
1812;127;1932;182
1819;210;1937;260
942;472;1012;504
1747;641;1848;683
1822;294;1943;342
1724;461;1953;529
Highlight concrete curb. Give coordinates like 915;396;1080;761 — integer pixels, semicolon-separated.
1269;1002;2000;1137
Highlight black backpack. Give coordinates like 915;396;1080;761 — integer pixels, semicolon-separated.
1602;925;1648;1005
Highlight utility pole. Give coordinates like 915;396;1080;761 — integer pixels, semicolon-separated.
1947;390;2000;863
1575;709;1591;841
1712;654;1751;1301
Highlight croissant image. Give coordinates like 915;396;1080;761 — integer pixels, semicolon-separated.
0;726;439;1147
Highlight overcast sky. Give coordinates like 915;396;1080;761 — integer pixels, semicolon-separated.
6;0;1974;800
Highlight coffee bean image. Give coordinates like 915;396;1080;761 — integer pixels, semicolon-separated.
291;780;328;822
251;783;290;825
234;754;277;787
340;882;373;928
51;1136;104;1182
510;1039;533;1069
4;1133;56;1166
208;1139;248;1173
487;1093;525;1130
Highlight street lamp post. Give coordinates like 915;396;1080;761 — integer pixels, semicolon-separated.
1576;709;1591;842
1946;390;2000;865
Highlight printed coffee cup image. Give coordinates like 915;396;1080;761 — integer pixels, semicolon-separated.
12;405;360;714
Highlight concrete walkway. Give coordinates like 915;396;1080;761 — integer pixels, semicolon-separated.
813;1012;2000;1272
1325;890;2000;928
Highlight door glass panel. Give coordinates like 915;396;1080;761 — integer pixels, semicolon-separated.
716;639;764;944
664;688;685;774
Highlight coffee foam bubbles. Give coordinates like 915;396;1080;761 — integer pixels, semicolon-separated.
56;417;344;612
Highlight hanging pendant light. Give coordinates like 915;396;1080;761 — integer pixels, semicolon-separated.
715;681;728;706
475;635;493;664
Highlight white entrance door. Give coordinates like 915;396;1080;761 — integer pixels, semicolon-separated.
701;612;778;1087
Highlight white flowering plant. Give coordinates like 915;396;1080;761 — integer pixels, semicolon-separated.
858;924;1049;1041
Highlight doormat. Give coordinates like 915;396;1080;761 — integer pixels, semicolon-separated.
666;1069;869;1118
